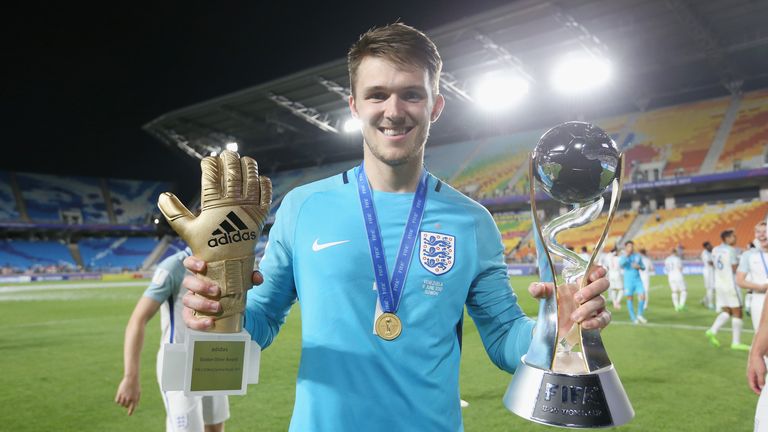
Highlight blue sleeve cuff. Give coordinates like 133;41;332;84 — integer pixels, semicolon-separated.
501;317;536;373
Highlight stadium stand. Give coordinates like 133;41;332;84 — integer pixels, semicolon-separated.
158;237;188;261
448;130;542;200
0;170;20;221
621;96;732;179
78;237;159;272
424;139;480;182
554;211;637;254
493;212;533;255
715;89;768;172
0;239;76;273
16;173;110;223
108;179;171;224
632;200;768;259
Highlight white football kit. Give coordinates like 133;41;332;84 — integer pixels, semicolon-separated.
712;244;741;309
145;250;230;432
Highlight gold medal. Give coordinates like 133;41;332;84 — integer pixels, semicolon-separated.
375;312;402;341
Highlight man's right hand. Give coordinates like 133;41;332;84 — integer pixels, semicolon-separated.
181;256;265;330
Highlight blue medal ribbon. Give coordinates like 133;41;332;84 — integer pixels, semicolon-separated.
356;164;429;314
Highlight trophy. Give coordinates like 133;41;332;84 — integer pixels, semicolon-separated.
503;122;634;428
157;150;272;395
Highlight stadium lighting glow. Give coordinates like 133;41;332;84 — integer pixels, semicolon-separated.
343;117;362;133
153;218;160;225
551;53;612;94
225;142;238;152
473;74;529;110
210;151;218;156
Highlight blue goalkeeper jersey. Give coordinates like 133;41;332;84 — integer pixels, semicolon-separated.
619;252;645;285
245;167;535;432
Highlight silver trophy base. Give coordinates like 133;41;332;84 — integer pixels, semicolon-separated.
504;354;634;428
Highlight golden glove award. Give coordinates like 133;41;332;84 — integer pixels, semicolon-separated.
157;150;272;396
503;122;634;428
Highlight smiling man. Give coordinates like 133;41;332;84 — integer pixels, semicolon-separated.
180;23;611;431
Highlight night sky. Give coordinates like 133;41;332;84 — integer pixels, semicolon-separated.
2;1;512;196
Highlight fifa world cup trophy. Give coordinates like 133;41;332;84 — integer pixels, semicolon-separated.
503;122;634;428
156;150;272;395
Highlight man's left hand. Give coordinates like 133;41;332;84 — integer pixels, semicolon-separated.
528;266;610;332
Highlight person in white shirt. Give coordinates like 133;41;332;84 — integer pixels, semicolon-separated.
639;248;654;310
600;246;623;310
742;220;768;430
705;229;749;351
115;249;230;432
578;246;591;263
664;248;687;312
738;222;768;330
701;241;715;310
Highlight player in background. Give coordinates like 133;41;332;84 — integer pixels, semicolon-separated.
619;240;647;324
115;249;230;432
600;246;623;310
737;221;768;330
705;229;749;351
701;241;715;310
639;248;654;310
578;246;591;263
745;220;768;431
664;248;687;312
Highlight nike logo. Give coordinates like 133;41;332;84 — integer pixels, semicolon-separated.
312;239;350;252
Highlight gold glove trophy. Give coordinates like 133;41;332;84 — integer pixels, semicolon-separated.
157;150;272;396
503;122;634;428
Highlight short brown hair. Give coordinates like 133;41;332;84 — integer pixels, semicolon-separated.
347;23;442;96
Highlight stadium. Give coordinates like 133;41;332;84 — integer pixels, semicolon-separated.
2;0;768;431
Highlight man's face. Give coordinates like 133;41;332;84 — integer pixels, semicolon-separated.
349;56;444;167
755;224;767;250
624;243;634;254
725;234;737;246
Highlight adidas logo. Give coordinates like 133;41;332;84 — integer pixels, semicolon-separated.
208;211;257;248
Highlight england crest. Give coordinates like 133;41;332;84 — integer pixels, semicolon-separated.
420;231;455;275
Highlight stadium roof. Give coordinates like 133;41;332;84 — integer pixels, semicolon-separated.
144;0;768;173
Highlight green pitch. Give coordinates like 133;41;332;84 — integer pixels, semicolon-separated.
0;276;757;431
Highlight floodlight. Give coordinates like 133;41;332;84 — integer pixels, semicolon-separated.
225;142;239;152
153;218;160;225
210;151;218;157
473;74;529;110
343;117;362;133
551;53;612;94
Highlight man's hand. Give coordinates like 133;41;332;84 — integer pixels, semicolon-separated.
528;266;610;333
181;256;265;330
748;352;767;395
115;376;140;416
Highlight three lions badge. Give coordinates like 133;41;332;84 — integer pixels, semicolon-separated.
420;232;455;275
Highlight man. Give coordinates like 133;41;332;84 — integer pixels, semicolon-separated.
664;248;687;312
701;241;715;310
180;23;611;431
600;246;623;310
639;248;653;310
744;220;768;431
737;221;768;330
619;240;647;324
578;246;591;263
115;249;229;431
705;229;749;351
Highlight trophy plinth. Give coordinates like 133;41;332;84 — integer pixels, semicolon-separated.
504;356;632;428
504;122;634;428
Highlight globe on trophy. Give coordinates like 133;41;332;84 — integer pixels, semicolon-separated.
503;122;634;428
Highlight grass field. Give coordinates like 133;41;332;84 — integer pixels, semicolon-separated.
0;275;758;431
